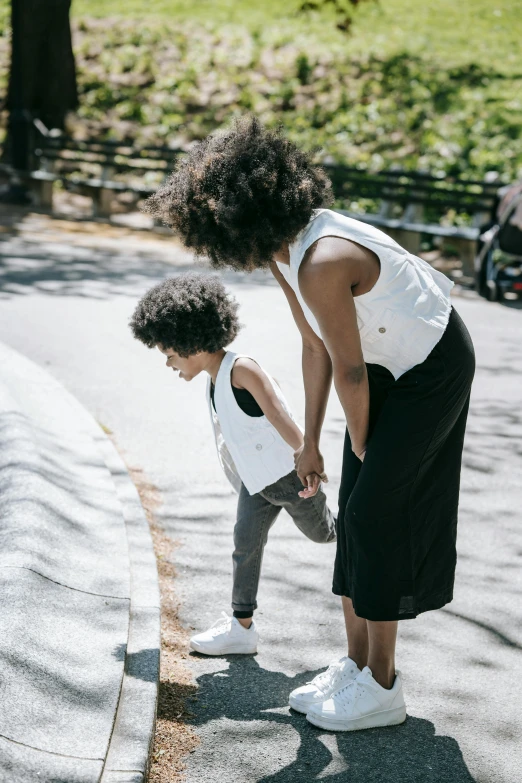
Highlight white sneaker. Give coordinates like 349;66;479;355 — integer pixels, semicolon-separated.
288;657;360;714
189;612;259;656
306;666;406;731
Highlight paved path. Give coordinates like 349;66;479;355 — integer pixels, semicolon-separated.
0;338;160;783
0;214;521;783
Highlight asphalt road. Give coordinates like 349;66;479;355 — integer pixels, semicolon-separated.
1;216;521;783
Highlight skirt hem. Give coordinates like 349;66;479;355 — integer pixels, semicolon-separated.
331;586;454;622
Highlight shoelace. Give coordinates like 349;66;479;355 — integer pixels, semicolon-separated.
209;612;232;636
336;677;367;704
310;660;344;688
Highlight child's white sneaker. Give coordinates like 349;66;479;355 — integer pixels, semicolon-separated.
288;656;360;714
306;666;406;731
189;612;259;655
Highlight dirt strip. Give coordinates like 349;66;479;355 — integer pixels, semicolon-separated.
127;464;200;782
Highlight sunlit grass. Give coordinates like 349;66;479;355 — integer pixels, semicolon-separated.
68;0;522;73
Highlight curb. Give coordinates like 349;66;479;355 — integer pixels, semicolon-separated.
98;435;161;783
0;341;160;783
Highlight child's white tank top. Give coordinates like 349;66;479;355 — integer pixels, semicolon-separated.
207;351;298;495
277;209;454;380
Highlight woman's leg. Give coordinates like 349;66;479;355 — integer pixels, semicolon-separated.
367;619;398;689
343;596;397;689
342;596;368;669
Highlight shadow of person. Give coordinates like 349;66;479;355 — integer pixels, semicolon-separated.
259;715;478;783
189;657;477;783
187;652;324;723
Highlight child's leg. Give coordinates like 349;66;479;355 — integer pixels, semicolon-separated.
232;483;281;623
261;470;336;543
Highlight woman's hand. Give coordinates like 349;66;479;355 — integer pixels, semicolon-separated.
354;446;366;462
294;442;328;497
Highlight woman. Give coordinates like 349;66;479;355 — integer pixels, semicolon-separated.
146;118;475;732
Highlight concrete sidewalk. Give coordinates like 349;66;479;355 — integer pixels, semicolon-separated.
0;215;521;782
0;341;160;783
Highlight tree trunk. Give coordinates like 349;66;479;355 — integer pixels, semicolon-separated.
3;0;77;171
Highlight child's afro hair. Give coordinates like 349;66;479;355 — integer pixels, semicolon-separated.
130;273;241;356
143;116;333;270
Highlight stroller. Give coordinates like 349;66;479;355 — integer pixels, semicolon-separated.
475;181;522;301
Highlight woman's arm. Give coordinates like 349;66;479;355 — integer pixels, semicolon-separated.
231;359;303;451
296;238;370;460
270;262;333;494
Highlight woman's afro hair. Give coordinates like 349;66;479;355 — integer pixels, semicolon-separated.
144;116;333;270
129;273;241;357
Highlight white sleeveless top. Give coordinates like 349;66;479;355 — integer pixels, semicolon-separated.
278;209;454;380
207;351;298;495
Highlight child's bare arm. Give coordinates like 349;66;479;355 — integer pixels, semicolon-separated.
231;358;303;451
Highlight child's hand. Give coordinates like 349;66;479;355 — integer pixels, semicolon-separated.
298;473;324;499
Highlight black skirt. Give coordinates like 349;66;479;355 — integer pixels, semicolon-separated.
333;308;475;621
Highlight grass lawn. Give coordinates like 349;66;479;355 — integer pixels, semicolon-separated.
68;0;522;74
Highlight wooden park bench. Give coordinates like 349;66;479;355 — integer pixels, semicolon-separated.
29;133;184;218
323;164;499;271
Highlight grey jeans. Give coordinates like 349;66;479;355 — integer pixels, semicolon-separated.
232;470;336;615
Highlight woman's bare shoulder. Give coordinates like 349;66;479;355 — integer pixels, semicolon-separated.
303;235;372;266
300;236;361;289
300;235;379;296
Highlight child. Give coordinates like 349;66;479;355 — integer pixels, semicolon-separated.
130;273;335;655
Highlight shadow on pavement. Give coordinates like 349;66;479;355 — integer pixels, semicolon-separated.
0;236;198;299
0;232;277;300
188;657;477;783
112;644;161;682
442;609;522;650
499;297;522;310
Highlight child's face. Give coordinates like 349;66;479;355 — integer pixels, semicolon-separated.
157;345;203;382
